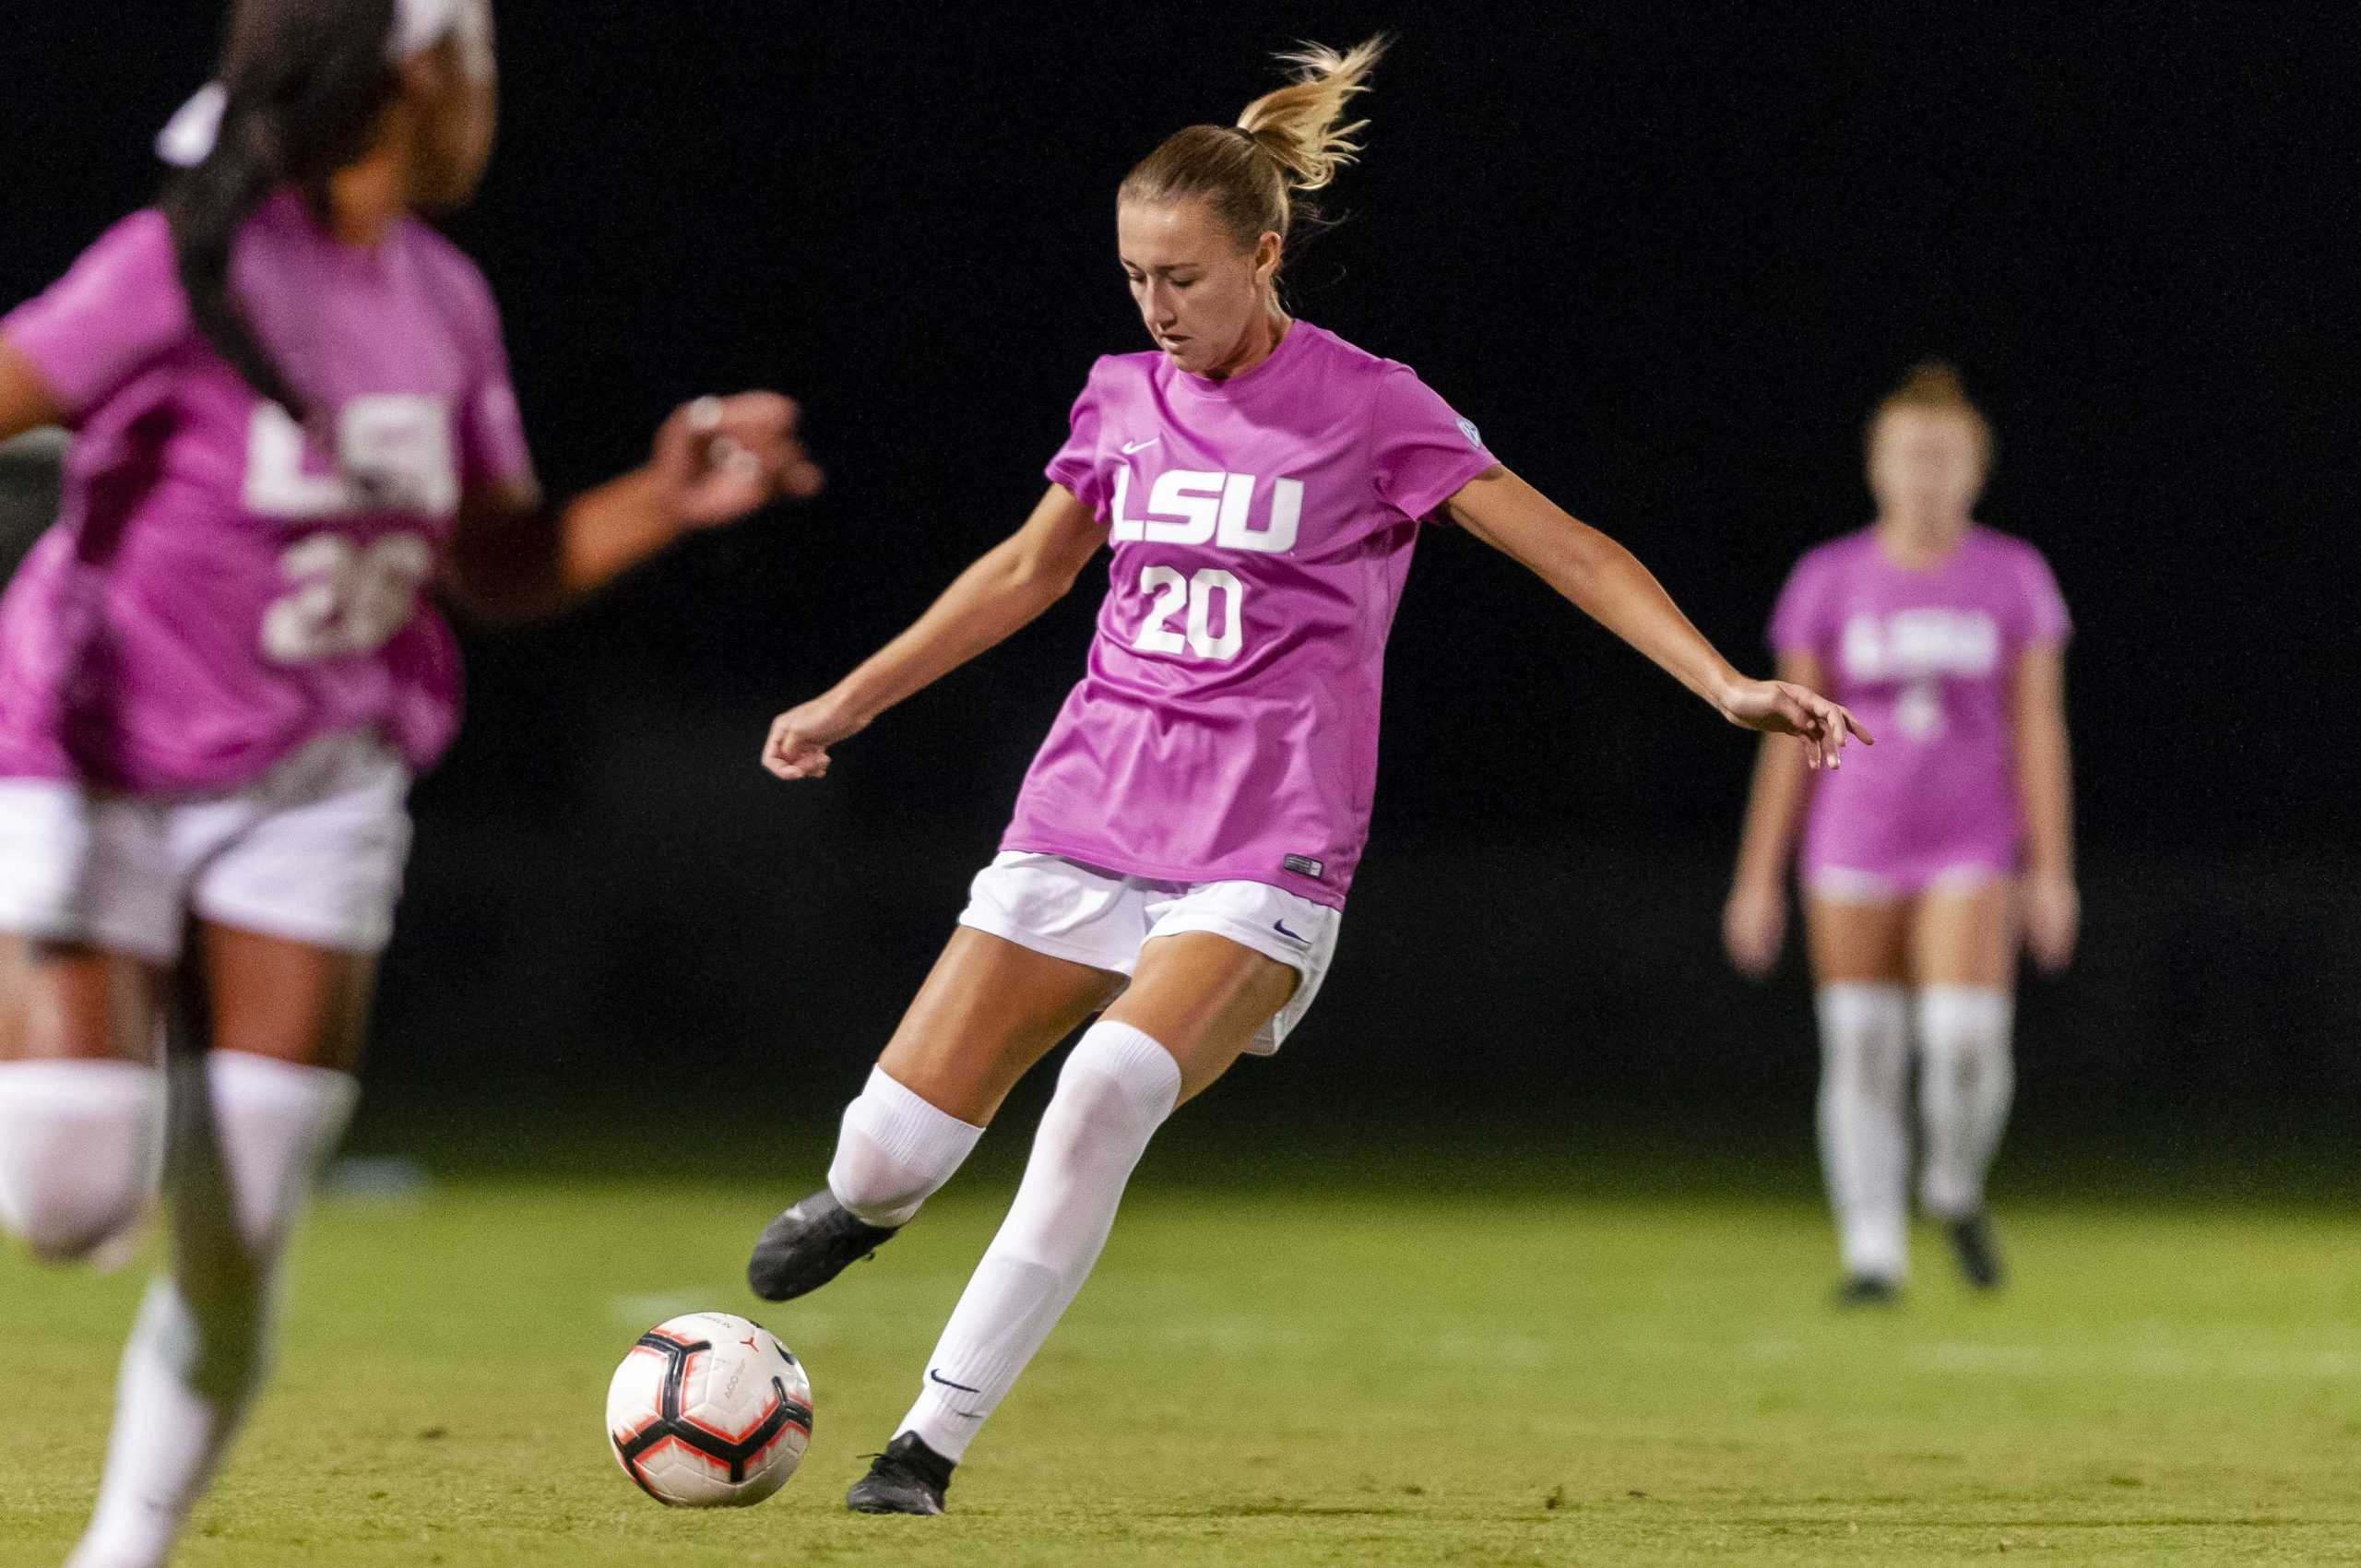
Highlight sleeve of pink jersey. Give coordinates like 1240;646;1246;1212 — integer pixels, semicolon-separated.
0;212;189;420
2010;542;2072;649
1767;549;1833;657
1370;365;1498;523
1042;362;1109;520
447;261;540;503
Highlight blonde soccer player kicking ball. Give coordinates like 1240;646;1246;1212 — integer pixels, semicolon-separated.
745;38;1864;1514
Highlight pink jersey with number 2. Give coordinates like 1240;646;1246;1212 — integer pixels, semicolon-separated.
0;190;536;793
1003;322;1497;908
1771;527;2070;888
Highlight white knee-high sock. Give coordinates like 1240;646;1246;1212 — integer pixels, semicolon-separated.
898;1020;1180;1462
1815;983;1911;1281
0;1059;160;1264
826;1064;986;1228
1916;986;2014;1218
68;1051;358;1568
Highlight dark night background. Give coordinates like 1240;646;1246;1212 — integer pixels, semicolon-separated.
4;5;2353;1181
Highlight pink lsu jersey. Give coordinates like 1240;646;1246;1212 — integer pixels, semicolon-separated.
1004;321;1499;909
1771;526;2070;884
0;190;536;793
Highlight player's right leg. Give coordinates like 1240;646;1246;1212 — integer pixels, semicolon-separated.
746;926;1121;1301
1804;880;1912;1303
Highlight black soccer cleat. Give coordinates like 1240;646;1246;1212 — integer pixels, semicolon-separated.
746;1189;899;1301
1944;1212;2006;1290
1835;1274;1902;1308
846;1431;955;1515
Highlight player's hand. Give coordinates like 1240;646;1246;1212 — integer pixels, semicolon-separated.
1720;678;1871;770
2024;874;2079;973
653;392;825;530
1723;879;1787;980
762;694;868;781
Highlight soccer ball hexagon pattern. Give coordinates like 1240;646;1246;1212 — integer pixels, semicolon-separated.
606;1312;813;1506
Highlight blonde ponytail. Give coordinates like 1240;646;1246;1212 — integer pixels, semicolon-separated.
1235;38;1385;194
1120;36;1389;262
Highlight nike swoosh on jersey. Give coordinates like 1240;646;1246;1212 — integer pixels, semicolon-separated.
1120;438;1160;454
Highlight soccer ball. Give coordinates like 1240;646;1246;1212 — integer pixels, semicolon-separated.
606;1312;813;1507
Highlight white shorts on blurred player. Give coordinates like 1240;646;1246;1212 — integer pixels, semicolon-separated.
0;730;410;962
956;850;1341;1054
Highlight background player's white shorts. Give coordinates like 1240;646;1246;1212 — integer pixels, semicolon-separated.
0;731;411;964
957;851;1343;1056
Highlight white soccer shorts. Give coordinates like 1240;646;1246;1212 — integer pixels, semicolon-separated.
0;731;411;963
955;850;1343;1055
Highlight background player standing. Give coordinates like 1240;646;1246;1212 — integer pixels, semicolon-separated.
745;38;1864;1515
1726;362;2075;1303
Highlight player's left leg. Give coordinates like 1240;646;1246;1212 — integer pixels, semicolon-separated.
69;926;369;1568
1907;873;2017;1289
71;734;404;1568
848;931;1298;1515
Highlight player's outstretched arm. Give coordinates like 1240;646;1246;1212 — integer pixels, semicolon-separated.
1440;465;1870;768
1724;649;1828;978
446;392;822;624
761;482;1105;781
0;341;68;447
2011;643;2077;972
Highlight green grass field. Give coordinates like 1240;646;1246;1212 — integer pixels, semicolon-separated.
4;1164;2358;1566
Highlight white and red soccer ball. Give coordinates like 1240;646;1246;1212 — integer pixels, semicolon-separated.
607;1312;813;1506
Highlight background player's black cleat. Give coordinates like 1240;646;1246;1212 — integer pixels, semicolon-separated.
1835;1274;1902;1308
846;1432;955;1515
1945;1212;2006;1289
746;1189;899;1301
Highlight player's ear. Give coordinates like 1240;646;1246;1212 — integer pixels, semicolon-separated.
1254;231;1282;284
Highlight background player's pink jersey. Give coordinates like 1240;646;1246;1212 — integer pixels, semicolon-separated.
0;191;536;793
1005;322;1497;908
1771;527;2070;885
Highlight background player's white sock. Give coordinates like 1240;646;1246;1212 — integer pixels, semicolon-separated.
67;1051;357;1568
1815;983;1910;1281
826;1063;986;1228
1916;985;2014;1218
0;1059;160;1264
897;1020;1180;1462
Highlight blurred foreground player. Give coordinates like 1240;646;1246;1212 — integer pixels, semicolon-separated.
745;38;1864;1515
1725;364;2075;1303
0;428;67;580
0;3;817;1563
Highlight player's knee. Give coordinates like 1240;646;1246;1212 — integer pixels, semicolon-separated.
0;1138;152;1263
1045;1023;1181;1152
825;1067;984;1228
0;1062;159;1264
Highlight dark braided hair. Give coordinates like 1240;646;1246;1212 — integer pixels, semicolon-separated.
160;0;401;422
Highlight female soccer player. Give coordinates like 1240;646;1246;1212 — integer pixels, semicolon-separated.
744;39;1864;1515
1725;363;2074;1304
0;4;816;1563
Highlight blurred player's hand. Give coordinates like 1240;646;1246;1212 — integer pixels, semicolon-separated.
1723;880;1787;979
2024;875;2079;973
762;694;868;781
1721;679;1870;770
653;392;825;529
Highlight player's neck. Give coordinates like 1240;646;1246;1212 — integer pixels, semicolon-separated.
322;149;411;249
1874;513;1972;570
1199;308;1292;383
